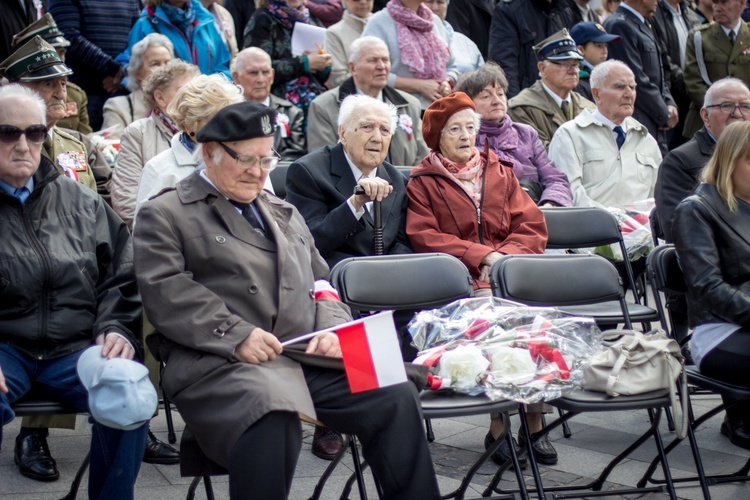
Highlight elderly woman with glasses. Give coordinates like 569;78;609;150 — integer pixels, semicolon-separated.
406;92;553;466
103;33;174;137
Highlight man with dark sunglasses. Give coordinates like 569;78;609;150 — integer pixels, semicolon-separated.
0;83;147;498
0;36;108;197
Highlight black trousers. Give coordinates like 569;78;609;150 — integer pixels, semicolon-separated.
229;365;440;500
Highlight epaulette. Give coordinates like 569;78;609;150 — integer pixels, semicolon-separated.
694;23;713;31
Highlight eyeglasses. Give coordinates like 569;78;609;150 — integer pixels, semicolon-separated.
0;124;48;144
442;124;477;137
705;102;750;115
549;61;581;71
219;142;280;171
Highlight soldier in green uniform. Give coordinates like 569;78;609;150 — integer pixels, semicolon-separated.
12;13;93;134
683;0;750;138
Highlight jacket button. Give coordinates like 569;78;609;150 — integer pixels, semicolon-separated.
248;284;259;294
216;236;226;244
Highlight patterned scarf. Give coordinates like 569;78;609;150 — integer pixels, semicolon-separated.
386;0;449;80
267;0;310;30
151;107;180;137
427;149;484;204
160;2;197;41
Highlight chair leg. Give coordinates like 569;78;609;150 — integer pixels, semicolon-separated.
518;406;547;500
348;436;368;500
310;434;352;500
555;409;572;438
425;418;435;442
160;362;177;444
60;451;90;500
203;476;215;500
186;476;202;500
647;409;678;500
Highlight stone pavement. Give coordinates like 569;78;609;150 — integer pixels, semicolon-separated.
1;389;749;499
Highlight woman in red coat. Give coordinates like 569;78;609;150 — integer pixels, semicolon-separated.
406;91;554;468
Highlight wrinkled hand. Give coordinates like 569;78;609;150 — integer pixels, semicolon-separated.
350;177;393;211
0;366;7;394
95;333;135;360
305;51;332;71
305;332;342;358
662;105;679;130
481;251;503;267
478;264;491;284
235;327;283;364
439;79;452;97
415;79;446;102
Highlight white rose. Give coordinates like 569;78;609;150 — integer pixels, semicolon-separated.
438;345;489;391
489;346;538;385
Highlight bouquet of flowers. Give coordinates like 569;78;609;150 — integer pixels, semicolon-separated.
409;298;605;403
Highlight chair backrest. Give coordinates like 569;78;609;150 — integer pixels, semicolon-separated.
541;206;622;248
395;165;413;181
269;162;291;199
330;253;474;311
646;245;686;297
649;205;663;246
490;253;632;327
542;206;641;303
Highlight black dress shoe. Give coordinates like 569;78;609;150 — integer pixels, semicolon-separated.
520;433;558;465
720;416;750;451
143;431;180;464
484;431;528;469
14;431;59;481
312;425;343;460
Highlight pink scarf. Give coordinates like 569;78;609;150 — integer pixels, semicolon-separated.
427;149;484;204
386;0;449;80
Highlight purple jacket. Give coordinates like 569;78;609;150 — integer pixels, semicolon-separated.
476;117;573;207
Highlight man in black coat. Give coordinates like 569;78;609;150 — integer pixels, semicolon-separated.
446;0;495;59
489;0;582;98
604;0;679;155
0;0;36;62
286;94;411;269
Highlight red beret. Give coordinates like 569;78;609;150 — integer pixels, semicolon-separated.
422;92;477;151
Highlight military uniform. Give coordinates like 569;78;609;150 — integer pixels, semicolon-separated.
57;81;93;134
42;128;98;193
684;21;750;137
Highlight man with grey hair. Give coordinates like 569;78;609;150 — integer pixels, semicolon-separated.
307;36;428;166
656;77;750;242
232;47;306;160
549;60;662;207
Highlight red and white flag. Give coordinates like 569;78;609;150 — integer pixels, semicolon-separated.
335;311;407;393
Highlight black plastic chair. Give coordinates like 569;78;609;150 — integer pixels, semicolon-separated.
541;206;658;328
268;161;291;199
639;244;750;497
330;253;529;499
11;392;90;500
489;253;681;499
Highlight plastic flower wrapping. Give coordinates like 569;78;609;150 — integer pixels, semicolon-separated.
408;298;605;403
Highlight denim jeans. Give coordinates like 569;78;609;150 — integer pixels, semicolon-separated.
0;344;148;500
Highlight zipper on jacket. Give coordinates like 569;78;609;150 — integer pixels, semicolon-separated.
20;204;52;345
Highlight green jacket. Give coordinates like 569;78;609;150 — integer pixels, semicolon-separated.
684;21;750;138
43;127;98;193
56;81;93;134
507;80;595;150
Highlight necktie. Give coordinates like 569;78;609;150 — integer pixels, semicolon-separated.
230;200;267;238
729;30;736;45
613;126;626;149
561;100;571;120
13;187;30;203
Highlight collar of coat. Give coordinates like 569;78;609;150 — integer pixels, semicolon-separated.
337;77;409;107
573;108;649;135
508;80;595;116
693;127;715;157
693;182;750;248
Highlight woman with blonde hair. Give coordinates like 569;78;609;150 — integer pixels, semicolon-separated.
136;74;254;216
673;120;750;451
112;60;200;228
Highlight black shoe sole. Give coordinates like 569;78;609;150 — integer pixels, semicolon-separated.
143;455;180;465
14;456;60;482
311;448;340;461
720;422;750;451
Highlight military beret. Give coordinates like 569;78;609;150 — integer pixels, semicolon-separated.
534;28;584;62
0;36;72;82
13;13;71;49
422;92;477;151
196;101;277;143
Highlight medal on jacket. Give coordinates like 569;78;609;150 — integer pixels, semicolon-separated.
58;151;88;181
398;114;413;140
65;101;79;117
276;113;290;138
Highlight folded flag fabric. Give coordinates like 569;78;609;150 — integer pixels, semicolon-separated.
336;311;407;393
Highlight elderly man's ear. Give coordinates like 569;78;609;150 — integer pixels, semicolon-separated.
338;124;347;145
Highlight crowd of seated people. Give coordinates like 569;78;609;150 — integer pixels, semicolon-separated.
4;0;750;497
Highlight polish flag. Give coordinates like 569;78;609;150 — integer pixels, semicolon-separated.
336;311;407;393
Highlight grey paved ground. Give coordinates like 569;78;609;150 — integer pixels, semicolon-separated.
1;389;748;499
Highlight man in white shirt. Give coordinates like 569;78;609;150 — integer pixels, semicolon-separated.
549;60;662;207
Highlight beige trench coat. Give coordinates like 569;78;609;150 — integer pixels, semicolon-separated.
133;172;351;467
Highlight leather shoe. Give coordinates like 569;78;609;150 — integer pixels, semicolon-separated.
143;431;180;464
14;431;59;481
312;425;343;460
520;433;558;465
484;431;527;469
720;416;750;451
